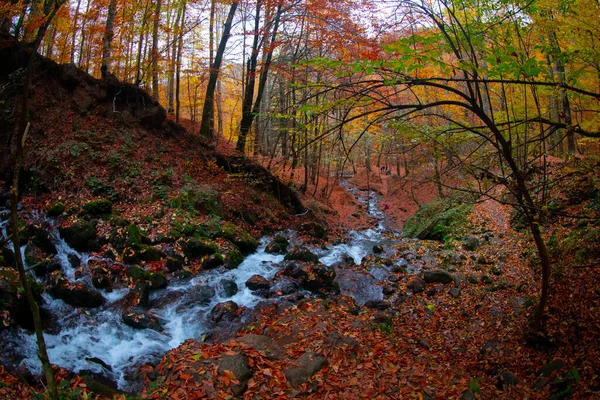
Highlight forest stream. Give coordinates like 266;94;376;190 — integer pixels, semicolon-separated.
0;182;406;391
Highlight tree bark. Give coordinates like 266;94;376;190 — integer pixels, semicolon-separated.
236;2;282;152
151;0;162;101
199;0;238;138
101;0;118;78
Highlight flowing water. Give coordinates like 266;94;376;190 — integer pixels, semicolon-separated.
0;183;403;390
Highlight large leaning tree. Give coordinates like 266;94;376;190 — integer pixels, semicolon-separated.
301;0;600;330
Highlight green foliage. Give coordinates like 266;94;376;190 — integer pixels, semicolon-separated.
403;194;474;241
552;368;580;399
376;322;393;333
151;169;174;201
47;202;65;217
169;183;221;216
469;377;483;394
87;177;119;201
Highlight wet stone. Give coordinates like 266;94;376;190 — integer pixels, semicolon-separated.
246;275;270;291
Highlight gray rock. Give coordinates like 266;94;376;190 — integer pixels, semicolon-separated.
219;353;252;396
423;270;454;284
463;236;480;251
284;352;328;389
209;301;239;324
218;279;238;297
448;288;461;298
246;275;270;291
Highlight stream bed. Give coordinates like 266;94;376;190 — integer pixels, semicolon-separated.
0;184;405;390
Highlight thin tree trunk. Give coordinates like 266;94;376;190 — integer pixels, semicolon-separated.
11;5;65;398
199;0;238;138
237;2;282;152
101;0;118;78
175;1;186;123
151;0;162;101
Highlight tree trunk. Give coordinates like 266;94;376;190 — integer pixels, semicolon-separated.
199;0;238;138
151;0;162;102
236;0;262;152
175;1;186;123
101;0;118;78
237;2;282;152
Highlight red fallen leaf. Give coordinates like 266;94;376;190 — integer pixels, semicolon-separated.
262;368;273;377
223;375;230;387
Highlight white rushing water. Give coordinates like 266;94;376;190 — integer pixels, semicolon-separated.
2;182;401;390
3;232;285;389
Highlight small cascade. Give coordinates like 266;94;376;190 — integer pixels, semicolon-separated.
0;181;405;391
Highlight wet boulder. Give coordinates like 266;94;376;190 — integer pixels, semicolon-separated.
300;221;327;240
284;246;319;263
218;222;259;255
124;283;150;307
282;261;309;284
423;270;454;284
209;300;239;324
122;308;163;331
264;235;289;254
373;244;384;254
218;279;238;297
165;255;184;272
189;285;216;306
304;264;336;292
181;238;217;259
60;221;101;252
202;254;224;270
269;276;299;297
0;269;48;330
91;264;112;290
49;272;105;308
25;225;57;255
246;275;270;291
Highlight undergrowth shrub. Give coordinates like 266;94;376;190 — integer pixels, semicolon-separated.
403;193;474;241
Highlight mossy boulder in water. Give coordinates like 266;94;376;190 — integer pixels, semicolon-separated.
300;222;327;240
218;222;259;255
181;237;218;259
284;246;319;263
60;221;101;252
49;271;105;308
265;235;289;254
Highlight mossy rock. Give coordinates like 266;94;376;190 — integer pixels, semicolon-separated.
219;222;259;255
139;245;163;262
148;271;168;289
125;265;148;283
82;199;113;217
225;248;244;270
47;202;65;217
25;225;57;255
181;237;218;259
60;221;101;252
285;246;319;263
300;222;327;240
109;223;149;252
265;235;289;254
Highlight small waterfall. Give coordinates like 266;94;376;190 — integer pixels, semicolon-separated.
1;181;405;390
